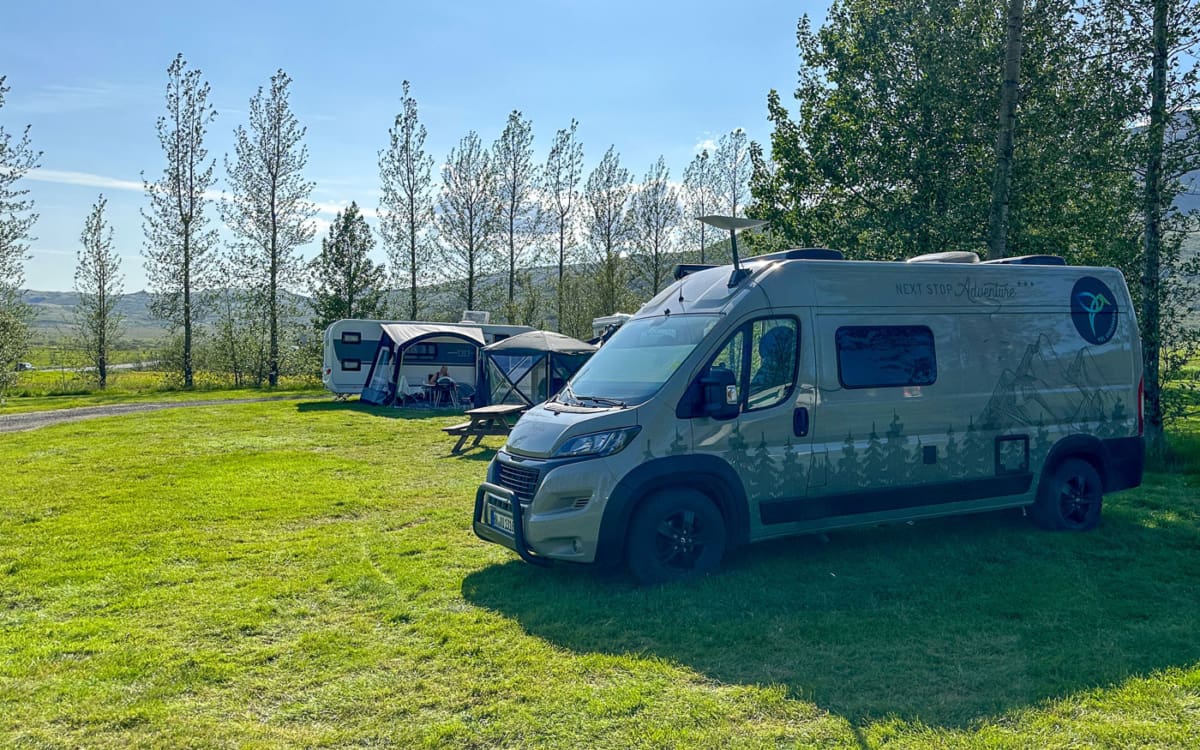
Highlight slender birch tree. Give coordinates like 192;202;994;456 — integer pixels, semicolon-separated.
682;148;718;262
541;119;584;330
222;69;315;387
715;128;752;218
492;111;539;322
0;76;38;386
74;195;124;387
629;156;681;294
379;80;435;321
437;131;499;312
585;146;634;317
142;53;218;388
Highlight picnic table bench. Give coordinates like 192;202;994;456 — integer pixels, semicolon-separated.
443;403;528;453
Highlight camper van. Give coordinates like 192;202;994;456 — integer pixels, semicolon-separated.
322;318;533;399
473;250;1145;583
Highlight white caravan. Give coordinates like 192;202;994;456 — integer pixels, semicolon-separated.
322;318;532;397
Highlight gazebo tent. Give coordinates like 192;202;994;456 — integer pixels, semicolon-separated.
360;323;485;405
481;331;596;406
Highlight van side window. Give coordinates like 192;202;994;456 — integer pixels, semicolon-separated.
747;319;799;410
711;329;746;392
835;325;936;389
700;317;798;413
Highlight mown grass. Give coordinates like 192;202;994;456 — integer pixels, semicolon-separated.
1;400;1198;748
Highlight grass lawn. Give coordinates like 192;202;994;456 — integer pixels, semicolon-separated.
2;399;1199;748
1;372;323;414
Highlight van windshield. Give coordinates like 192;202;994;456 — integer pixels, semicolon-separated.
559;314;720;407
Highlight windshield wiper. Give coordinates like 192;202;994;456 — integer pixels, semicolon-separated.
573;394;626;407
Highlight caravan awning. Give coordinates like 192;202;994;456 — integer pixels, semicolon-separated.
483;330;595;356
379;323;485;349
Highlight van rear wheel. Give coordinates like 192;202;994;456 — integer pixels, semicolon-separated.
626;489;726;585
1032;457;1103;531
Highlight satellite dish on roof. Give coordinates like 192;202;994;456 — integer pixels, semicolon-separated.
697;215;769;287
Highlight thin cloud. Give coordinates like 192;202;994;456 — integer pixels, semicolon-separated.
24;169;144;192
12;83;151;115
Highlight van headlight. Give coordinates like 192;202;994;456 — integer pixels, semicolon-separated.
552;427;641;458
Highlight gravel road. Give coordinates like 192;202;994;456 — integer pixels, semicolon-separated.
0;395;314;433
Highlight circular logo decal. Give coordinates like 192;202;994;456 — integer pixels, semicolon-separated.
1070;276;1118;345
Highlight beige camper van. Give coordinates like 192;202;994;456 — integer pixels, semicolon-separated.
473;250;1145;583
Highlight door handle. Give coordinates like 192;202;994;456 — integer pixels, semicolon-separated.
793;407;809;437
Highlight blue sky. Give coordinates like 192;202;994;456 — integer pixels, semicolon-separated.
3;0;830;292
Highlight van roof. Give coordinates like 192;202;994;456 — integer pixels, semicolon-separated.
636;256;1129;318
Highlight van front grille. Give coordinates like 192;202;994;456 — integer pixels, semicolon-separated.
497;462;539;499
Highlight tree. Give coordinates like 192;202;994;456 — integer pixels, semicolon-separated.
629;156;681;294
681;148;719;261
222;69;315;387
437;131;500;312
752;1;1145;265
74;195;124;388
1119;0;1200;451
584;146;634;317
379;80;435;321
987;0;1025;258
714;128;752;218
0;76;39;381
309;202;387;331
541;120;584;330
142;53;219;388
492;110;539;322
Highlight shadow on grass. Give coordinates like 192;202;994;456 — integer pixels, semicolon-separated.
462;496;1200;729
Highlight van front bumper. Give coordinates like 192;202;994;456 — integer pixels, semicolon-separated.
473;482;552;566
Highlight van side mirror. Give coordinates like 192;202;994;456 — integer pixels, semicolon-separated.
701;367;740;421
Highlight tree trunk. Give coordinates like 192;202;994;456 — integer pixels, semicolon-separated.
182;231;193;389
269;220;279;388
987;0;1024;260
557;220;566;332
1141;0;1169;454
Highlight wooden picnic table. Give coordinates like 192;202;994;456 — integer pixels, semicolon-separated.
442;403;528;453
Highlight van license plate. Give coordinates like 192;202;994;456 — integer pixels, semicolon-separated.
489;508;515;536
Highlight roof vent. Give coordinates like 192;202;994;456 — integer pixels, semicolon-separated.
981;254;1066;266
754;247;845;262
460;310;490;324
907;251;980;264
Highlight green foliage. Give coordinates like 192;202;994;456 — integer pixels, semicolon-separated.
308;202;387;332
751;1;1142;264
1;401;1199;746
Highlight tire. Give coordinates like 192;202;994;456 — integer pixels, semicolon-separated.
1032;457;1104;531
625;489;726;585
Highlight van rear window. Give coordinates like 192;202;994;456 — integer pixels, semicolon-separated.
835;326;936;389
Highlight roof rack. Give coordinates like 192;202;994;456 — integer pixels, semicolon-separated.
907;251;980;264
753;247;845;262
673;263;718;280
980;254;1066;266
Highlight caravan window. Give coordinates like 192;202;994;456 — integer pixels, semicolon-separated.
835;325;936;389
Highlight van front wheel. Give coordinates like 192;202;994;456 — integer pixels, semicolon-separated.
626;489;726;585
1032;457;1103;531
